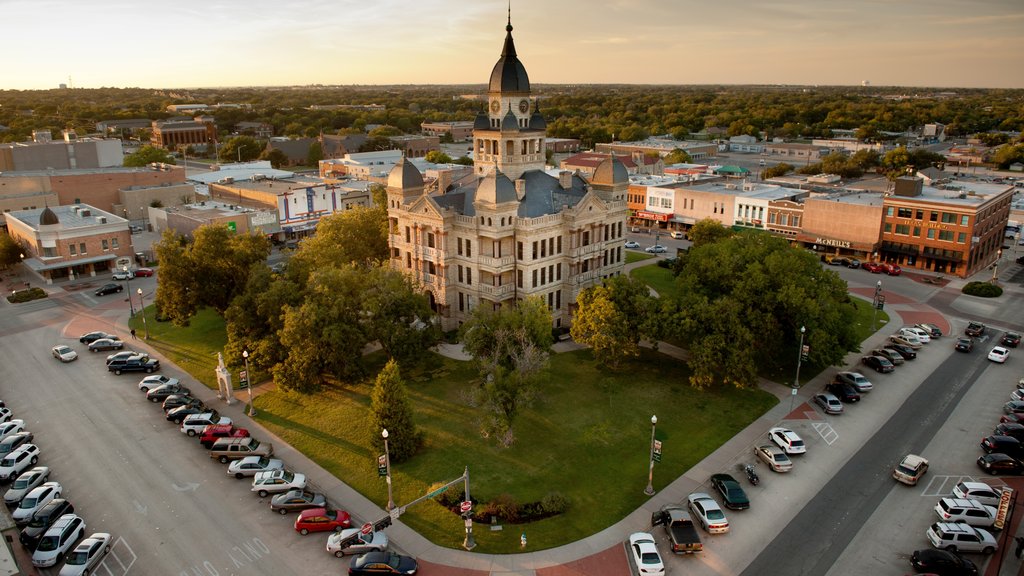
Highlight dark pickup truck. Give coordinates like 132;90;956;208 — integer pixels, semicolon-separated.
107;357;160;375
652;505;703;554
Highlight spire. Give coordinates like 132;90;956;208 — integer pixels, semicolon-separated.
502;3;517;58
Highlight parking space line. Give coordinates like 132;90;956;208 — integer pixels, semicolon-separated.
920;475;975;497
95;536;137;575
812;422;838;445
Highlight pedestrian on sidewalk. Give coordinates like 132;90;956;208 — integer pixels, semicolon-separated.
130;328;137;340
1015;535;1024;559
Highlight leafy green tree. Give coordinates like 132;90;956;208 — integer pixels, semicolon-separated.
424;150;452;164
849;149;880;170
259;148;289;169
368;125;402;138
993;143;1024;169
977;133;1010;146
571;276;656;369
224;265;302;373
123;145;175;167
307;141;323;165
369;359;423;463
359;136;398;153
370;183;388;210
687;218;733;248
219;136;262;163
287;207;387;283
883;146;911;170
361;267;439;366
153;230;199;326
0;233;24;269
762;163;794;178
189;226;270;314
663;148;693;165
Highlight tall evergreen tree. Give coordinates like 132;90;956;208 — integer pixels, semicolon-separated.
369;360;423;463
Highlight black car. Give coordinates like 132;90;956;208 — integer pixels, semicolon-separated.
162;395;204;412
107;357;159;375
826;257;850;266
167;405;206;424
884;343;917;360
94;283;123;296
1002;332;1022;348
965;322;986;337
981;435;1024;459
825;381;861;403
19;498;74;551
79;331;118;344
146;383;191;403
106;350;147;365
0;432;33;458
861;355;895;373
348;551;418;576
954;337;974;353
977;453;1024;475
709;473;750;510
994;423;1024;443
910;548;977;575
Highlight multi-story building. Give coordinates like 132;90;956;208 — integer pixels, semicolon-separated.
4;204;132;283
878;177;1012;277
597;139;718;162
151;118;216;150
421;121;475;142
560;152;663;177
0;130;123;171
388;135;440;158
386;16;628;330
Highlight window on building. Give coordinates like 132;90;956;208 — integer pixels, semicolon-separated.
43;247;57;257
532;241;538;259
897;208;913;218
915;210;923;219
930;212;938;222
458;238;463;256
69;244;76;255
101;239;109;251
406;253;412;268
913;227;921;237
79;243;86;254
459;292;464;312
532;269;538;288
466;240;471;257
941;213;957;224
582;231;590;246
960;215;969;226
958;232;967;243
556;290;561;309
548;292;554;308
769;213;776;224
938;230;954;241
427;233;435;248
517;242;523;260
792;215;800;228
884;223;892;233
895;224;910;235
466;268;472;285
458;265;463;283
548;265;554;283
111;238;119;249
557;236;562;253
541;240;546;258
548;238;554;255
927;229;935;239
426;261;436;275
517;269;523;288
886;207;894;217
557;263;562;280
405;227;411;243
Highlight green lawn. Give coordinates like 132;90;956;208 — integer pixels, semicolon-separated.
629;262;681;299
129;306;227;390
625;251;656;265
134;309;777;553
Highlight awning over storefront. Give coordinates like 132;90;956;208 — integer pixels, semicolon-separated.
795;233;877;253
635;211;670;222
881;241;921;257
21;253;117;272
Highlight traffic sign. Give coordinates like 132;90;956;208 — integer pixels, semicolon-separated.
360;522;373;535
460;500;473;513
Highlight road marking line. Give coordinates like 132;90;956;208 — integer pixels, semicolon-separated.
812;422;838;445
921;475;975;497
97;536;137;575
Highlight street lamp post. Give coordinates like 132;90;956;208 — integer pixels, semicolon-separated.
871;280;882;331
137;288;149;340
243;350;256;417
382;429;394;511
644;415;657;496
790;326;806;412
123;265;135;317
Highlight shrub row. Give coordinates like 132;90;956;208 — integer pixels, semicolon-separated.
6;287;47;303
962;281;1002;297
430;483;569;524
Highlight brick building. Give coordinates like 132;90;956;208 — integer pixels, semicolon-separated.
151;118;216;150
420;121;475;142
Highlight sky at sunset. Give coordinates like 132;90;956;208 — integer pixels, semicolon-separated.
3;0;1022;90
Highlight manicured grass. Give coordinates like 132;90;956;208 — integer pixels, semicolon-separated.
129;306;228;390
625;251;656;264
629;262;681;299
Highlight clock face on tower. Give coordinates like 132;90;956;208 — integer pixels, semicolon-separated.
490;100;501;113
519;99;530;114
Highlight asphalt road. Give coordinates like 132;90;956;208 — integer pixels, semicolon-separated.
741;336;1004;576
0;293;341;575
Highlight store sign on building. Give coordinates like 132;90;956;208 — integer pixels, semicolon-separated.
636;211;670;222
815;237;851;249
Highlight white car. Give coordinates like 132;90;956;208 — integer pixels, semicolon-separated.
327;528;389;557
934;498;997;528
989;346;1010;363
58;532;111;576
4;466;50;506
138;375;179;392
13;481;62;525
112;270;134;281
51;346;78;362
0;443;40;481
625;240;640;249
669;231;685;239
768;427;807;455
227;456;284;479
180;413;231;436
31;513;85;568
900;326;931;343
627;532;665;576
252;469;306;498
687;493;729;534
926;522;997;554
644;245;667;254
0;419;25;442
953;481;1004;506
0;407;12;423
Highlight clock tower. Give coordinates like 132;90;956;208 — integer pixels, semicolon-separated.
472;13;546;180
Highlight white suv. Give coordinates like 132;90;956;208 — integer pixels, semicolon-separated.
180;412;231;437
953;481;1005;506
926;522;997;554
900;327;930;344
934;498;997;528
0;443;40;481
768;428;806;455
31;513;86;567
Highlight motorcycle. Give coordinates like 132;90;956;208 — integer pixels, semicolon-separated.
744;463;760;486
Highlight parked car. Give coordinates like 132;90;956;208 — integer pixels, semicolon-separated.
687;493;729;534
826;256;850;266
896;329;926;346
980;435;1024;459
106;350;146;365
112;270;134;281
269;489;326;514
893;454;929;486
138;374;179;392
293;507;352;535
199;425;250;449
326;528;389;558
926;522;997;554
209;437;271;463
4;466;49;506
166;405;207;424
107;356;159;375
977;453;1024;475
825;381;861;403
901;327;932;343
861;355;895;373
988;346;1010;363
1004;401;1024;415
910;548;978;576
1001;413;1024;425
146;383;191;403
814;393;844;415
835;372;873;392
645;245;667;254
0;408;12;424
0;432;34;458
768;427;806;455
78;331;117;344
884;343;918;360
871;348;904;365
93;283;123;296
966;322;986;337
13;482;62;526
133;267;155;277
934;498;997;528
916;323;943;338
861;261;884;273
88;338;123;352
19;498;73;551
51;346;78;362
955;337;974;353
31;513;85;568
348;551;418;576
58;532;112;576
953;481;1005;506
627;532;666;576
709;473;749;510
0;444;40;481
889;334;923;350
182;413;232;437
755;445;793;472
624;240;640;249
1003;332;1022;348
882;263;902;275
846;258;861;269
161;395;203;413
252;469;306;498
227;456;284;479
0;420;25;442
994;423;1024;443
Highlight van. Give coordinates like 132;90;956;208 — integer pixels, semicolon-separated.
19;498;74;551
209;437;273;464
31;513;85;567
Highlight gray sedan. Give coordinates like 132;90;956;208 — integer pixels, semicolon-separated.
269;489;326;514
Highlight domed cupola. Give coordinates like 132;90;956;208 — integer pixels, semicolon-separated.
528;100;546;131
387;156;424;190
501;105;520;132
39;206;60;226
488;16;530;94
473;109;490;130
591;156;629;186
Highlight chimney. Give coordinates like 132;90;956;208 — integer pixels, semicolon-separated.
558;171;573;190
515;178;527;200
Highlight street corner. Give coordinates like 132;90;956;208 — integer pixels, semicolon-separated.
783;401;821;421
535;545;631;576
415;560;489;576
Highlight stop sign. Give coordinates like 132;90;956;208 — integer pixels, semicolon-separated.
460;501;472;513
361;522;373;535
